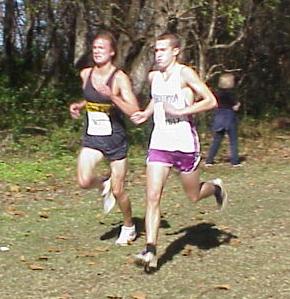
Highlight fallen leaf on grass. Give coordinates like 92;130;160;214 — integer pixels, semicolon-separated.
95;245;110;252
130;291;147;299
181;244;194;256
11;210;26;216
6;207;26;217
126;257;136;265
56;235;70;240
28;263;45;270
9;184;21;193
33;194;43;201
47;247;62;253
76;245;110;257
45;196;55;201
229;238;241;246
20;255;26;262
214;284;231;290
38;255;49;260
218;225;231;231
39;211;49;218
25;186;37;193
76;251;98;258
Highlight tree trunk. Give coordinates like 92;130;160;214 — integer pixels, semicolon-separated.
128;0;170;96
23;0;36;69
115;0;142;68
34;1;61;94
74;1;88;68
3;0;16;85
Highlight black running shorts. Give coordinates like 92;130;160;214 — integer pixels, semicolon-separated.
82;129;128;161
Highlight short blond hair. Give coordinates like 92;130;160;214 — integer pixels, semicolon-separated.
218;73;235;89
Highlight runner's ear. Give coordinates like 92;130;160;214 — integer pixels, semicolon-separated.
173;47;180;57
110;50;115;58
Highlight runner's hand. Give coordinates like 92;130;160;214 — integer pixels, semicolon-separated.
70;103;82;119
163;102;182;116
95;84;112;97
130;111;149;124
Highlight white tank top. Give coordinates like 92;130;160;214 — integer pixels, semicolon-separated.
149;64;200;153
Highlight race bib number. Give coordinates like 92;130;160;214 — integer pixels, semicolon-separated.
154;102;183;128
87;111;112;136
154;102;166;128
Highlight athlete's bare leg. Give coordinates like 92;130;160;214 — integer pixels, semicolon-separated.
180;167;216;203
110;158;133;227
145;163;170;245
77;147;104;189
181;167;228;210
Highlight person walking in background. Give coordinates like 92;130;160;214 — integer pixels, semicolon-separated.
69;30;139;245
205;73;242;167
131;33;228;271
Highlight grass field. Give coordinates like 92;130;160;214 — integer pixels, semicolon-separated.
0;133;290;299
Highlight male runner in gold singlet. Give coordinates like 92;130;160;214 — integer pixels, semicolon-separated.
70;31;139;245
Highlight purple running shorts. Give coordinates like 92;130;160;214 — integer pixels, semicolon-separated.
147;149;201;173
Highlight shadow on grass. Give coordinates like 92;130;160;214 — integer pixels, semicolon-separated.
99;216;171;241
158;222;237;270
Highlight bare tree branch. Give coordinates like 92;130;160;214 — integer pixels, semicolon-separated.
210;30;245;49
206;0;217;46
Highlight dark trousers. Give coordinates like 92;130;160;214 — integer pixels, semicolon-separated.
206;110;240;165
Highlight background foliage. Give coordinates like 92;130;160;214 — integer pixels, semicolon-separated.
0;0;289;140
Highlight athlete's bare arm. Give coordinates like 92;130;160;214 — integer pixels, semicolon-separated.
130;99;154;125
109;71;140;116
130;71;155;124
164;66;217;116
69;68;90;119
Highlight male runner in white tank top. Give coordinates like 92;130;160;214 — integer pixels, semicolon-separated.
131;33;228;271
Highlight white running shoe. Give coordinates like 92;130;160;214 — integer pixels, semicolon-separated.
103;192;116;214
102;178;111;196
211;178;228;211
204;163;214;167
115;225;137;246
102;178;116;214
134;248;158;271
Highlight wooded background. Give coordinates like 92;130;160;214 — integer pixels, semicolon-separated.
1;0;289;132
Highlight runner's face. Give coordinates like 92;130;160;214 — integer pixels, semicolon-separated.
155;39;179;71
92;38;115;65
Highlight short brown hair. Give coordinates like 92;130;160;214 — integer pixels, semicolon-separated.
92;30;118;59
156;32;181;49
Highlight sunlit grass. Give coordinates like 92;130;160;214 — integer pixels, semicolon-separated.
0;155;75;184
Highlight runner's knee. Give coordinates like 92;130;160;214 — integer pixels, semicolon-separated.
185;191;199;203
78;176;92;189
111;184;124;199
110;177;126;198
190;194;199;203
147;190;161;207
